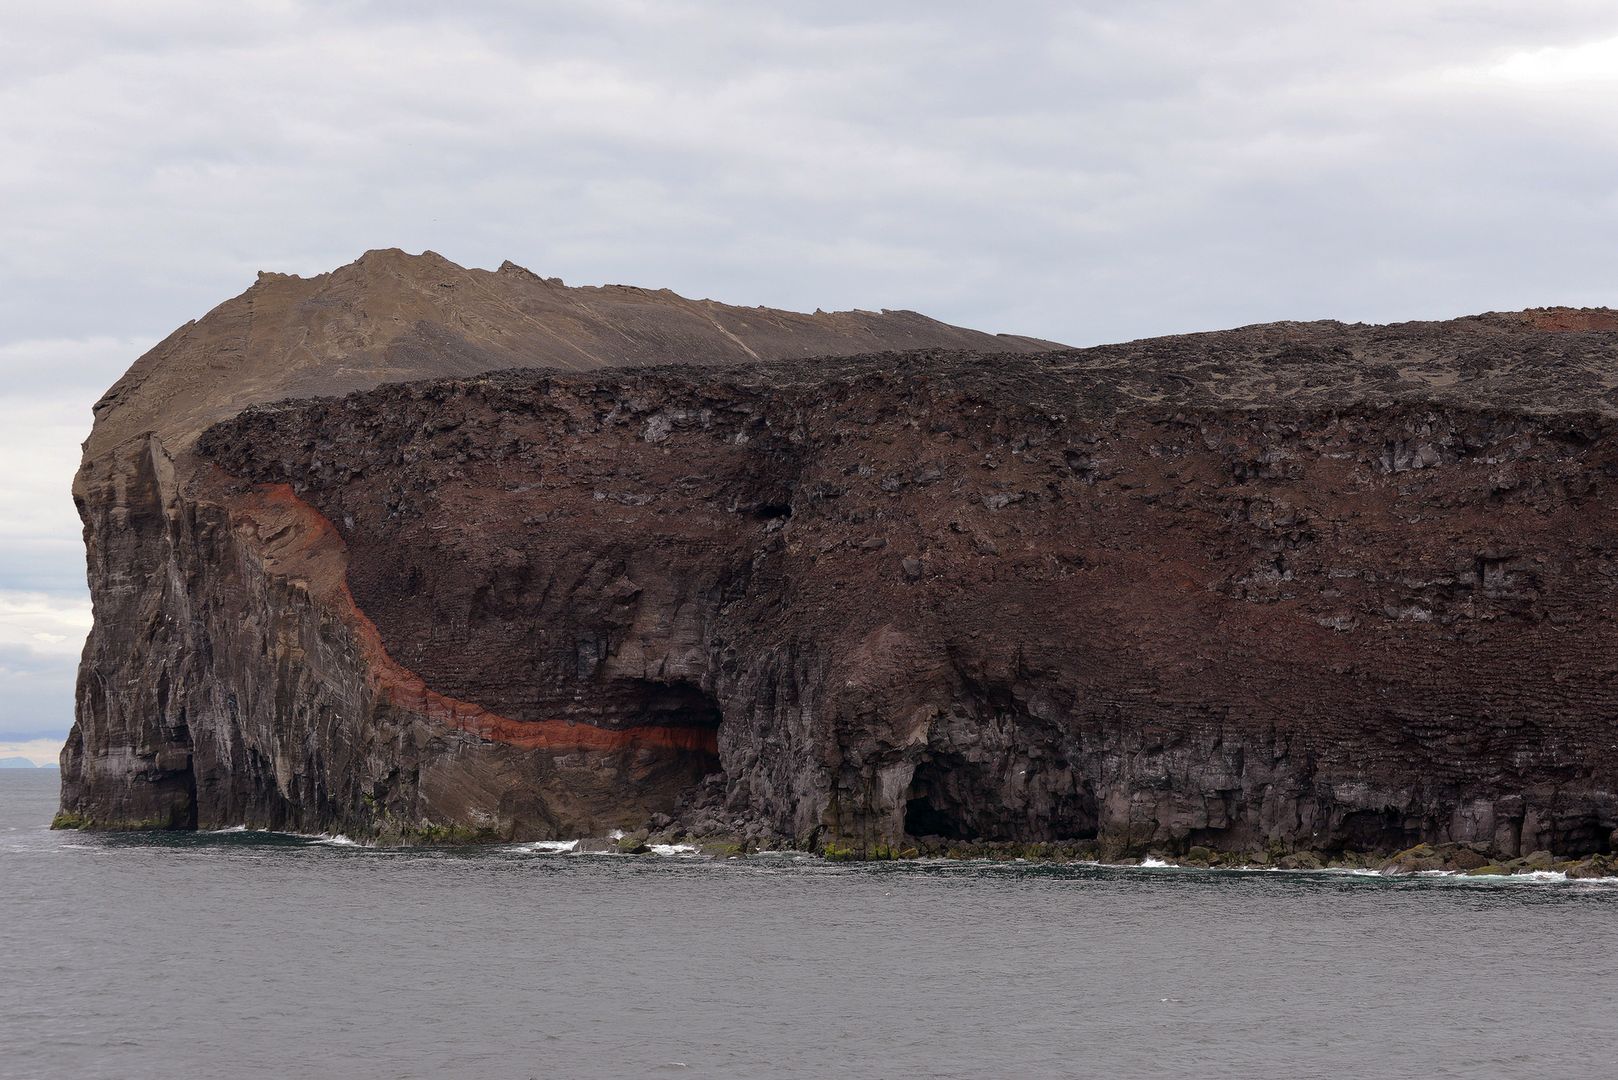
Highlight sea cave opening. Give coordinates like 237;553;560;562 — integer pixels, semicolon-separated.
903;761;978;841
1334;808;1421;854
620;677;725;791
633;678;724;735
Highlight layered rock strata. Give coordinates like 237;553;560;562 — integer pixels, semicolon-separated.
59;250;1056;837
60;254;1618;860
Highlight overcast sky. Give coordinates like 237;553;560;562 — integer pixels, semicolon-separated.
2;1;1617;762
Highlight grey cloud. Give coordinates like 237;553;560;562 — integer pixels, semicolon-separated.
0;548;87;597
4;2;1617;347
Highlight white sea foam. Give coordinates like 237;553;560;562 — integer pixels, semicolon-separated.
1410;868;1569;883
517;839;580;854
1131;861;1610;884
226;827;362;844
609;828;626;840
1350;866;1618;886
650;843;699;857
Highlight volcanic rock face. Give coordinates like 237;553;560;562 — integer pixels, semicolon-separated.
60;250;1057;836
61;252;1618;859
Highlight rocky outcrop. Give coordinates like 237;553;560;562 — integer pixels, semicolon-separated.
58;250;1056;837
59;253;1618;861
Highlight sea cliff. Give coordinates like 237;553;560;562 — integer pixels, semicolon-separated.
59;252;1618;862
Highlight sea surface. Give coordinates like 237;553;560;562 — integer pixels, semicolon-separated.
2;770;1615;1080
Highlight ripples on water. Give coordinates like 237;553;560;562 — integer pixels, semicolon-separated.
2;770;1614;1080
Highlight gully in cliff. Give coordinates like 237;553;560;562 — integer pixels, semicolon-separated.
56;252;1618;875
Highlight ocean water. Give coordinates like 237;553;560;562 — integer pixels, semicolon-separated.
2;771;1615;1080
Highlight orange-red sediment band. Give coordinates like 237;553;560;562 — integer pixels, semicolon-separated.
233;482;719;756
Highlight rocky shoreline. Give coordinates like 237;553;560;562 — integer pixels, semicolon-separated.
607;830;1618;879
52;805;1618;880
71;814;1618;881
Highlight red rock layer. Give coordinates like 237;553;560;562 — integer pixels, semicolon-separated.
233;481;718;756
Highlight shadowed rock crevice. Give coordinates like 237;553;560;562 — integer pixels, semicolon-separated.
899;670;1102;844
903;780;971;840
616;678;724;734
1332;808;1423;855
903;751;995;842
613;677;726;799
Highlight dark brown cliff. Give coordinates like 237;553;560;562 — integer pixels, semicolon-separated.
59;250;1057;836
60;255;1618;862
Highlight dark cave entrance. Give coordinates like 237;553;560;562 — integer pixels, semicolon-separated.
902;751;1099;844
635;680;724;773
1334;808;1421;854
1550;814;1613;857
633;678;724;737
903;760;978;841
619;679;726;807
904;794;973;840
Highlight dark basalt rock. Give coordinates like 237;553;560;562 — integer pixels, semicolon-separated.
58;251;1057;841
57;252;1618;861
